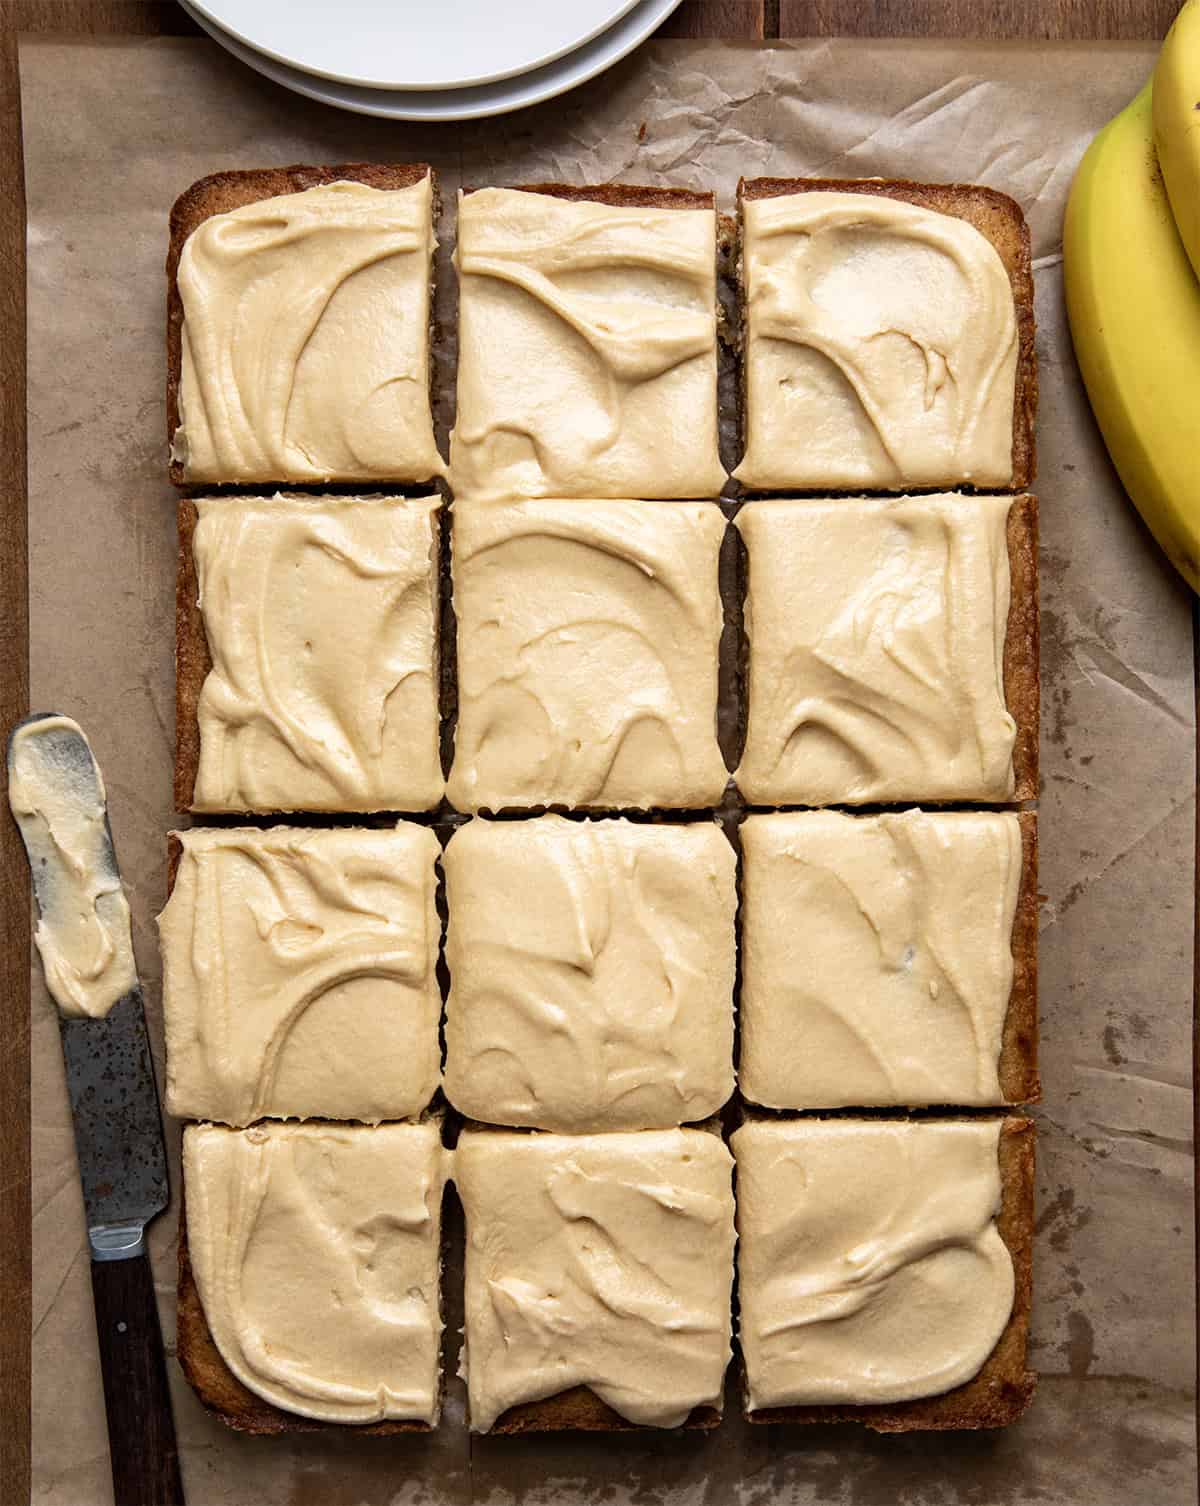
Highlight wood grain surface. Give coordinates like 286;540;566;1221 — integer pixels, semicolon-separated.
0;16;31;1506
0;3;1182;1503
780;0;1180;39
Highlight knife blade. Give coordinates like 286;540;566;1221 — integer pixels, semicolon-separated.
59;990;169;1260
8;712;184;1506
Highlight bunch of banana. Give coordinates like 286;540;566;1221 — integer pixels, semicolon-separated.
1063;1;1200;593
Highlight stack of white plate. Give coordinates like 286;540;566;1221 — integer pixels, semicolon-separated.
179;0;683;120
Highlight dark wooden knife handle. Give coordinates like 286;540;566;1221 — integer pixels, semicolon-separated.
90;1253;185;1506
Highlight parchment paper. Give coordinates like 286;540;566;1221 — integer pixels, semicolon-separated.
19;33;1196;1506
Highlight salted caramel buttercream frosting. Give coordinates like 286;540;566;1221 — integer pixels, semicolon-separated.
7;716;135;1019
184;1121;446;1424
733;1118;1014;1409
443;816;735;1132
734;190;1018;490
175;176;443;484
740;810;1022;1108
450;187;726;502
455;1127;735;1431
191;494;443;813
159;823;441;1125
448;500;728;811
736;495;1017;806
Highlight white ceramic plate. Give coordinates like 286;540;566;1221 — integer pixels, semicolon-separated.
188;0;644;92
180;0;681;120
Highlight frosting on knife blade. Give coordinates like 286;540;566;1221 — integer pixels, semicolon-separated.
8;715;136;1019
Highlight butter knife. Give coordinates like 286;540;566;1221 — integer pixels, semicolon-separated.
7;713;184;1506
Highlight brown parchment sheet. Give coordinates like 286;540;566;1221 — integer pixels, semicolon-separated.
19;32;1196;1506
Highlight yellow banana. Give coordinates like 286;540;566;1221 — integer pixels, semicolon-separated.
1154;0;1200;283
1063;82;1200;593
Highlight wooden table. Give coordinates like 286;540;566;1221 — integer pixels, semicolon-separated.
0;2;1183;1500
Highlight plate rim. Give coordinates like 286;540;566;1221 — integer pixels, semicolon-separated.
179;0;683;122
185;0;648;93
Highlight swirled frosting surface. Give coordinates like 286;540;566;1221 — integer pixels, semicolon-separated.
184;1120;446;1424
175;177;443;484
192;494;443;814
734;190;1017;490
736;495;1016;805
740;810;1021;1108
448;500;728;811
450;188;726;501
733;1118;1014;1408
456;1128;735;1431
159;823;441;1125
443;815;735;1131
